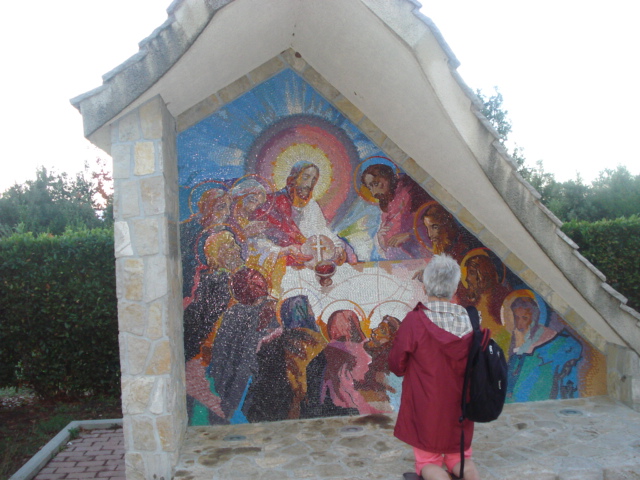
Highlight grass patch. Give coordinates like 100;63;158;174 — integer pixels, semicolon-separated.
0;389;121;480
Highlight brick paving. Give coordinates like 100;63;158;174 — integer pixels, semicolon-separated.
33;428;125;480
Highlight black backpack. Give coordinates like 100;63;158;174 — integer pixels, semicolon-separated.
453;306;508;479
462;306;508;422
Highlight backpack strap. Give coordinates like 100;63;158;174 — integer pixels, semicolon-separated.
454;306;481;479
466;305;481;332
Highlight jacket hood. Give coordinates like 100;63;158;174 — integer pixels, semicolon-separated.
419;304;472;363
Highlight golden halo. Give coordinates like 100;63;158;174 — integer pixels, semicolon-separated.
460;248;491;289
366;301;413;328
353;156;400;204
272;143;333;200
230;173;276;195
193;223;240;268
187;179;228;216
317;299;367;341
460;247;507;288
500;289;537;334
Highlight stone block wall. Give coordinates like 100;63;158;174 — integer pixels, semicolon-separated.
607;343;640;412
111;95;186;480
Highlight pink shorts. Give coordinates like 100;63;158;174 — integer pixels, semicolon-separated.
413;446;473;474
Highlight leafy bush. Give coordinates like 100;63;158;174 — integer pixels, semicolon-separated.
0;228;119;398
562;215;640;312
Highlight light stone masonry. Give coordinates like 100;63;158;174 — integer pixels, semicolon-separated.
176;93;221;132
140;176;166;216
147;301;165;340
334;95;365;124
381;137;408;164
545;290;571;317
358;116;387;146
422;180;460;212
477;228;510;259
118;302;147;336
218;75;252;104
564;309;587;332
111;143;132;179
607;344;640;410
519;268;548;298
140;100;164;139
455;207;485;235
503;252;527;274
149;378;166;415
118;111;142;142
122;377;155;415
248;56;285;85
145;340;172;375
302;66;341;100
134;142;156;176
281;49;307;72
110;95;186;480
131;218;160;256
114;221;134;258
124;336;152;375
117;258;144;302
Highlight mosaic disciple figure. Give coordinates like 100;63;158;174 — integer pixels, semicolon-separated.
358;315;401;409
230;178;305;291
242;295;328;422
229;179;269;243
504;293;583;402
458;248;511;351
279;296;328;419
180;187;232;297
420;202;472;261
321;310;382;415
208;267;279;423
255;161;346;265
183;229;243;424
361;163;431;260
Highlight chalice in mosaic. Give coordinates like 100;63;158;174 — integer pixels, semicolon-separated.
302;235;337;286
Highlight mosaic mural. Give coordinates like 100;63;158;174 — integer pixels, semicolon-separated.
178;68;606;425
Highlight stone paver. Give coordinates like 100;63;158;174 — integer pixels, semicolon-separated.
32;429;125;480
24;396;640;479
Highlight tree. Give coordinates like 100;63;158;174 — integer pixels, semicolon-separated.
0;162;112;236
476;87;639;223
589;166;640;220
476;88;532;176
546;175;595;221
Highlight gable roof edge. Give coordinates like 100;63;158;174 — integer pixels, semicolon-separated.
480;136;640;354
70;0;233;143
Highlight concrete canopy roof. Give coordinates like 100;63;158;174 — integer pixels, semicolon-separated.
72;0;640;355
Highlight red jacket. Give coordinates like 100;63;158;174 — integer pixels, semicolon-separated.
389;304;474;453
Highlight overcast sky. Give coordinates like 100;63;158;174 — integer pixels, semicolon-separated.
423;0;640;182
1;0;638;193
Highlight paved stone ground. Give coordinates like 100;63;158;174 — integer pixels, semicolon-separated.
27;396;640;479
32;428;125;480
176;396;640;479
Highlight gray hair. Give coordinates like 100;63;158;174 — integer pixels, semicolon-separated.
422;254;461;299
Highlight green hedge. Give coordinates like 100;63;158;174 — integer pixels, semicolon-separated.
0;229;119;399
562;215;640;312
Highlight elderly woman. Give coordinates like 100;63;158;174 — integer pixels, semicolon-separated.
389;254;480;480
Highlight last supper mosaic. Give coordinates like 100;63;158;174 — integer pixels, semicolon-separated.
177;68;606;425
